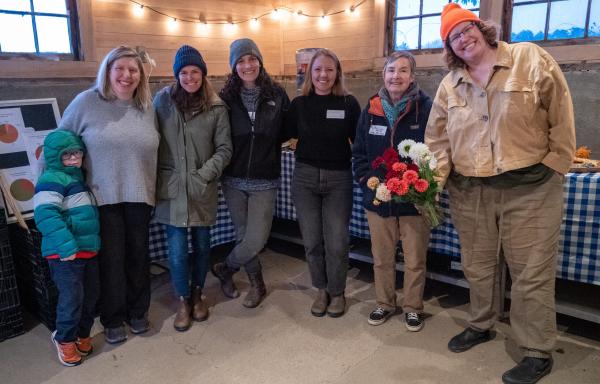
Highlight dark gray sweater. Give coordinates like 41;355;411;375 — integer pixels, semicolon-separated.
60;89;159;206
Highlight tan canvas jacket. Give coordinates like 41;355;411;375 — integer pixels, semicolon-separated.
425;41;575;188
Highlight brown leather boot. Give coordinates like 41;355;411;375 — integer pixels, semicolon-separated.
327;294;346;318
243;271;267;308
311;289;329;317
191;287;209;321
211;262;239;298
173;297;192;332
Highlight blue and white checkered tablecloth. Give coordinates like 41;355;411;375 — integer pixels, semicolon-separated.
278;151;600;285
149;187;235;261
559;173;600;284
149;150;600;286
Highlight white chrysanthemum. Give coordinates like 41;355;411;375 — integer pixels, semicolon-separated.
375;184;392;202
397;139;416;157
428;155;438;170
408;143;431;165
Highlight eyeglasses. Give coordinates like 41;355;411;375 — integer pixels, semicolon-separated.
61;150;84;160
448;22;476;45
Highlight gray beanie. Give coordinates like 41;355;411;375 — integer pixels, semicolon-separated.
229;38;263;70
173;45;207;77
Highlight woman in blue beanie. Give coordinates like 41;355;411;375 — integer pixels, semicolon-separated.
154;45;232;331
213;38;290;308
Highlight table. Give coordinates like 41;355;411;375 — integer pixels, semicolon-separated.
149;150;600;286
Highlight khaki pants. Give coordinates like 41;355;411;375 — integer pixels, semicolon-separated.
447;173;564;358
366;211;431;313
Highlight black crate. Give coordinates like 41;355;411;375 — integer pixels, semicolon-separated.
0;306;24;342
0;275;21;312
9;223;57;331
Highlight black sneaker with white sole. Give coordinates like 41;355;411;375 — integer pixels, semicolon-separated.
368;307;394;326
405;312;424;332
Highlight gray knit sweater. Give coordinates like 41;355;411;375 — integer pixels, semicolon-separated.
60;89;159;206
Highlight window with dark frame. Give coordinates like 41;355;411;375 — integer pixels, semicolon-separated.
511;0;600;42
0;0;80;59
392;0;480;51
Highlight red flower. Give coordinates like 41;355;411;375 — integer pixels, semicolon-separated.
385;177;402;194
371;156;385;169
385;169;401;180
407;163;419;172
414;179;429;193
402;170;419;184
392;162;408;172
397;180;410;195
382;147;399;167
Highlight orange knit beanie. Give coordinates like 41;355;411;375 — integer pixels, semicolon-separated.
440;3;480;41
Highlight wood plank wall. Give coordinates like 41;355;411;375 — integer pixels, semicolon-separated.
0;0;386;78
0;0;598;79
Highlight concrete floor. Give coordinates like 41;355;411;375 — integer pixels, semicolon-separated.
2;240;600;384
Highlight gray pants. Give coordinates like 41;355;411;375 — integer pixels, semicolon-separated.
292;162;353;297
222;185;277;274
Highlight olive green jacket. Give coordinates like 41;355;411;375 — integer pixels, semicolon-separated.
153;86;232;227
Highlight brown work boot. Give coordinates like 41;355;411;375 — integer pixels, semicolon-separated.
191;287;209;321
311;289;329;317
211;262;240;298
173;296;192;332
327;294;346;318
243;271;267;308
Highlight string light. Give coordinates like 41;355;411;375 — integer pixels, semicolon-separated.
319;15;330;27
126;0;367;27
271;8;280;20
167;17;177;31
250;18;259;30
133;4;144;17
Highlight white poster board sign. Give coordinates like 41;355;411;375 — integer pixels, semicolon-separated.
0;98;60;222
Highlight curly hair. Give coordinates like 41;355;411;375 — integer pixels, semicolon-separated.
443;20;500;70
219;65;281;101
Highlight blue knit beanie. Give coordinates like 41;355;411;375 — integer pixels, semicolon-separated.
229;38;263;70
173;45;207;77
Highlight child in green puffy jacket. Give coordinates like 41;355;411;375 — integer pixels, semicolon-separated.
33;130;100;367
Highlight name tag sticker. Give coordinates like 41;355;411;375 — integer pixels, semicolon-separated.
369;125;387;136
326;110;345;119
409;124;420;130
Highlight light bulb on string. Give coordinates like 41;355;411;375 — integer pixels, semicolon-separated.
271;8;280;20
250;18;259;30
319;15;330;27
167;17;177;31
133;4;144;17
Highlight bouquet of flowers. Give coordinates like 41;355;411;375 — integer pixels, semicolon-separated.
366;139;442;228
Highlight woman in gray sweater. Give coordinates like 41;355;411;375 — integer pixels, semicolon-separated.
153;45;232;331
60;46;159;344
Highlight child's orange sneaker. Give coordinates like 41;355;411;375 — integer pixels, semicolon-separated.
51;331;82;367
76;337;93;356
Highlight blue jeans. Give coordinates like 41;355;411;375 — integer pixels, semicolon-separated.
291;162;353;296
222;185;277;274
165;225;211;298
48;257;100;343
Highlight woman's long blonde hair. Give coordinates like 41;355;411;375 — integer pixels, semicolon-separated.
95;46;153;111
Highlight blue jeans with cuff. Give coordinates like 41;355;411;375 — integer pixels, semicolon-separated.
165;225;211;298
48;257;100;343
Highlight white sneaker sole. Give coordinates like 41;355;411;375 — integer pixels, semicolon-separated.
51;330;81;367
405;322;424;332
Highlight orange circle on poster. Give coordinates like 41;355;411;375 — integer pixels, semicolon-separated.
0;124;19;144
35;145;44;159
10;179;35;202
